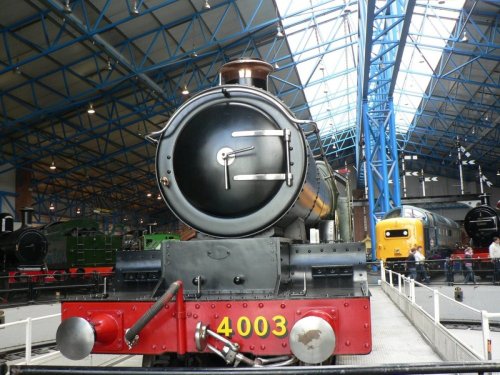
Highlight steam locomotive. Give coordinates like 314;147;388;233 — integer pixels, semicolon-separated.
376;205;461;272
0;208;121;301
450;205;500;279
464;205;499;248
0;208;48;274
43;218;121;279
56;58;371;368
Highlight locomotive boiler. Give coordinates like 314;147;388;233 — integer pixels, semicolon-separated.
0;208;48;271
56;58;371;368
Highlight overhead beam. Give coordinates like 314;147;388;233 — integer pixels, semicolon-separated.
357;0;416;260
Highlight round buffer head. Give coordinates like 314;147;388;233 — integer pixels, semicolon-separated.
56;317;95;360
289;315;336;364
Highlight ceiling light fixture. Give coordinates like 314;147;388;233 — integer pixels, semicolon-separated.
276;26;284;38
460;31;468;42
76;207;81;215
106;58;112;71
190;51;198;58
203;0;211;10
147;192;152;198
87;103;95;114
497;170;500;176
50;159;57;170
181;85;189;95
130;1;140;16
274;62;279;69
63;0;72;13
157;194;162;200
49;202;55;211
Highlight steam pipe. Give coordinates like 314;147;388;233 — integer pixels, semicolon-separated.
124;280;183;348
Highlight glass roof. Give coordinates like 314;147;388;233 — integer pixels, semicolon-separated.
277;0;465;137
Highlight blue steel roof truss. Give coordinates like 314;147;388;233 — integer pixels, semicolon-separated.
0;0;498;228
357;0;415;257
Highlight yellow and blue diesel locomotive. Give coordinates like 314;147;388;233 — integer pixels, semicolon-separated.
376;205;461;270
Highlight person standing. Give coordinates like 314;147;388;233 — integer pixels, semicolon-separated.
463;246;476;284
406;247;417;280
490;236;500;283
415;245;430;283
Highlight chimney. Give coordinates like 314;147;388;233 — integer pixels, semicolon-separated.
219;58;273;90
0;213;14;233
21;207;34;228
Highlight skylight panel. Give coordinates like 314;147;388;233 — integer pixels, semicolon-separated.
278;0;466;139
393;0;465;134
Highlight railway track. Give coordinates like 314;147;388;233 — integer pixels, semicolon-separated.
1;341;138;372
0;342;57;363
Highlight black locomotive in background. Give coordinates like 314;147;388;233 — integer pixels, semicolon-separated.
0;208;48;273
453;204;500;279
56;58;371;369
0;208;121;302
464;205;499;248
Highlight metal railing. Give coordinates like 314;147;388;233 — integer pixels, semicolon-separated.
382;257;500;284
0;313;61;365
380;261;500;361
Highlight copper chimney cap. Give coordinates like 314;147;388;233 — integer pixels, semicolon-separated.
219;58;274;90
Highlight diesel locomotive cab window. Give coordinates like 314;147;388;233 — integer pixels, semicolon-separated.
403;207;426;219
384;209;401;219
385;229;409;238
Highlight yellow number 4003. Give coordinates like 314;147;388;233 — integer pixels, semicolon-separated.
216;315;287;338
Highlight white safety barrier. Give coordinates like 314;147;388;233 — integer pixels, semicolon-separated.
380;261;500;361
0;313;61;364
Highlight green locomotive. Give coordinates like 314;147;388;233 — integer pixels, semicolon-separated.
43;218;121;277
143;232;180;250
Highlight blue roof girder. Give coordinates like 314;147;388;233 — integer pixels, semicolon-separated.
404;132;500;167
0;0;183;75
402;5;499;177
1;0;279;128
394;90;498;115
1;3;352;134
1;84;171;170
400;68;499;91
357;0;416;260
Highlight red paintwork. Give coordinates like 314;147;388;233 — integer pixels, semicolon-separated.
61;296;372;356
8;266;113;284
451;247;490;259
